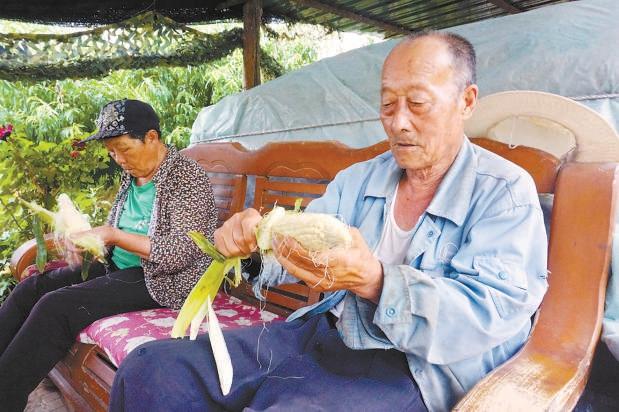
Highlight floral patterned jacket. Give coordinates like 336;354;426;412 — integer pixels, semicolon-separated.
106;145;217;309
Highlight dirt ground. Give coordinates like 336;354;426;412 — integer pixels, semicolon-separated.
25;378;69;412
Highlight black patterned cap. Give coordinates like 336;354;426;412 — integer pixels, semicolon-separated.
79;99;160;144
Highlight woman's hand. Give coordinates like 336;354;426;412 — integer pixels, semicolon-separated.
63;236;84;267
214;208;262;257
73;225;118;246
64;225;119;266
272;228;384;303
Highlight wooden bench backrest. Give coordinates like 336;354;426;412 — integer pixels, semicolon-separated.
181;137;567;316
455;140;617;410
182;140;389;315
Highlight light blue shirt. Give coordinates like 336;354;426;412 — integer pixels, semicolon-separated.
256;138;548;411
602;227;619;360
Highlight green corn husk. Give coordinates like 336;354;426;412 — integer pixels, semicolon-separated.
171;231;244;395
19;198;55;226
171;231;243;338
32;215;47;273
81;251;93;281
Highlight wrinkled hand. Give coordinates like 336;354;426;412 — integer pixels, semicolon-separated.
272;228;384;303
72;225;118;245
63;236;84;267
214;208;262;257
64;225;117;266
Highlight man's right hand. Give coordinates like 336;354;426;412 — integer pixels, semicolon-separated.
214;208;262;257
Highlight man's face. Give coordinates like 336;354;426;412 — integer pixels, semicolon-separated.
104;132;159;178
380;37;475;172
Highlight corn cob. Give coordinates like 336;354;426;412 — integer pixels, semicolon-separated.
256;206;352;252
173;206;351;395
19;194;106;264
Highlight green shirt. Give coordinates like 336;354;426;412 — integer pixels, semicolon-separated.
111;179;156;269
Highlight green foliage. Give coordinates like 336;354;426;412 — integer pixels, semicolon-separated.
0;132;117;267
0;22;327;303
0;27;319;149
0;264;16;305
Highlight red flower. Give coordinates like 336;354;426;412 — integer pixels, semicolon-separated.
71;138;86;151
0;123;13;142
70;150;80;159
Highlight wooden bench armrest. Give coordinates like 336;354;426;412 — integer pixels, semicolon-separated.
455;163;618;411
9;235;58;282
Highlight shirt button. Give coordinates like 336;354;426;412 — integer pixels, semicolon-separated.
414;369;423;375
427;230;435;238
386;307;396;317
498;271;508;280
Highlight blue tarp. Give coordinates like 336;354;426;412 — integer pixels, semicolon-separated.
191;0;618;149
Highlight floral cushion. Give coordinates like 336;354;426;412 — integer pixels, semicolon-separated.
22;260;69;279
24;262;284;368
77;292;283;367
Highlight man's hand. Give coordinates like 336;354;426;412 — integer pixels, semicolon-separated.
272;228;384;303
214;208;262;257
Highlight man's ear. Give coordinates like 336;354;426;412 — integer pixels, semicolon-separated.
461;84;478;120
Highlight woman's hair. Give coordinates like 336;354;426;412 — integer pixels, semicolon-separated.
128;129;161;142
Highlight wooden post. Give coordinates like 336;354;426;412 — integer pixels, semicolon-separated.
243;0;261;89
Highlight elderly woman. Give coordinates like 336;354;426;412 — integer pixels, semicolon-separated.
0;99;217;411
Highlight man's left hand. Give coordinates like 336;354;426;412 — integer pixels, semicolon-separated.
272;228;383;303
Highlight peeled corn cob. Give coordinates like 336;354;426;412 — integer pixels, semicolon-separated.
173;205;352;396
256;206;352;252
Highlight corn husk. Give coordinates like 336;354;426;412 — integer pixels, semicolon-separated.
171;231;242;395
19;194;106;275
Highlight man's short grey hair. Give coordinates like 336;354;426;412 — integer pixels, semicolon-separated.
404;31;477;92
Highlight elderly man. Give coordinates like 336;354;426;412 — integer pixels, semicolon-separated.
109;32;547;412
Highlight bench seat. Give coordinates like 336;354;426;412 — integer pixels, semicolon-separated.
22;262;283;369
77;293;282;368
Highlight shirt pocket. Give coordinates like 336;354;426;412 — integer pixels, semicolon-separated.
473;256;529;318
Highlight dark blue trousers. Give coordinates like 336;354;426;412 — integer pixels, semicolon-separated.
110;314;427;412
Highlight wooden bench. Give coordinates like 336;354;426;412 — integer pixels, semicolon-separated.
10;135;618;411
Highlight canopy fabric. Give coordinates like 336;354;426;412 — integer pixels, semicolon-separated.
0;12;244;81
191;0;619;149
0;0;571;37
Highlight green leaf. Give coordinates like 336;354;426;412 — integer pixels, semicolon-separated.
187;230;226;262
294;197;303;212
32;215;47;273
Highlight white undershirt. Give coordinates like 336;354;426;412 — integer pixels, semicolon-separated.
373;182;417;265
331;182;416;317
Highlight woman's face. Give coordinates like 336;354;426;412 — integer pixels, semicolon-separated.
104;131;161;178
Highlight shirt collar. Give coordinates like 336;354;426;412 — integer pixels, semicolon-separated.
364;152;402;199
363;137;477;227
151;145;178;183
426;137;477;226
